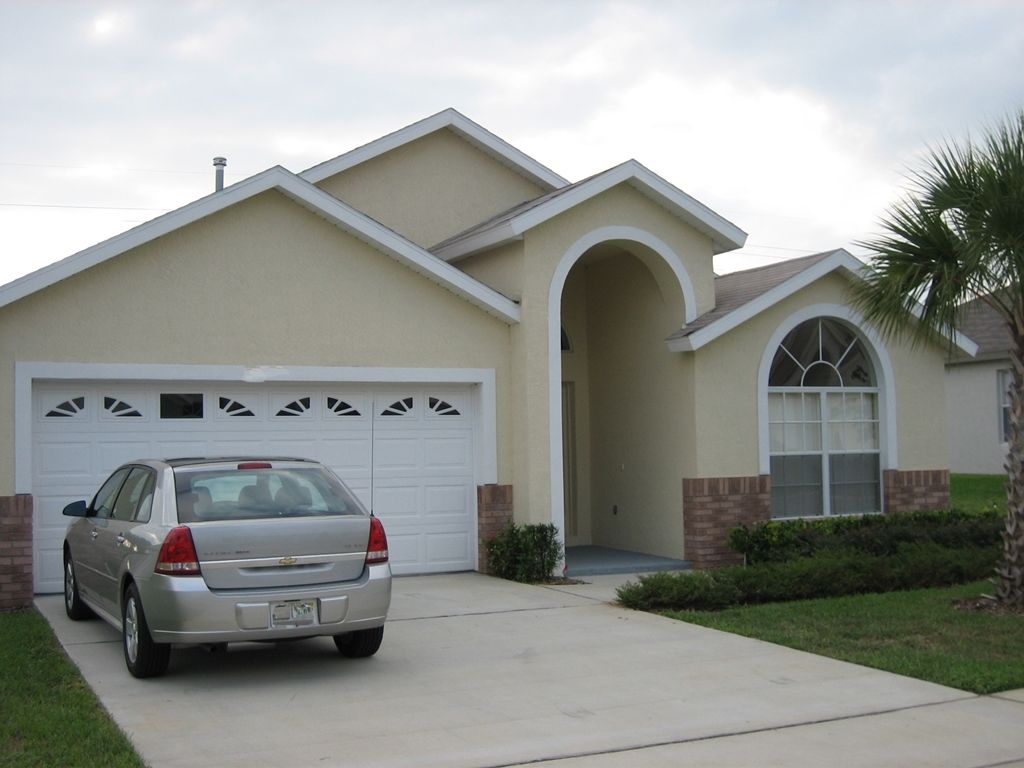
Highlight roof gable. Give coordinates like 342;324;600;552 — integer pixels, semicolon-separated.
0;166;521;324
300;108;568;192
431;159;747;261
949;294;1011;363
667;249;977;356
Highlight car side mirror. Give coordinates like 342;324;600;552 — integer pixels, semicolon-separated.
62;500;88;517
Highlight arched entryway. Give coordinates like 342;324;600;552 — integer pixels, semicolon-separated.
549;227;695;572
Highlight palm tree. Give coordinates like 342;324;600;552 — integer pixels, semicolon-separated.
849;109;1024;609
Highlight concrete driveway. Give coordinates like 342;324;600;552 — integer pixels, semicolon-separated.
37;573;1024;768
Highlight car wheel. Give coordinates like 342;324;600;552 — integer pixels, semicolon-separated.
122;583;170;678
333;626;384;658
63;553;93;620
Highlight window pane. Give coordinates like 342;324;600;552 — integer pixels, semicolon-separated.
769;348;803;386
785;394;803;421
803;393;821;422
770;424;785;451
161;393;204;419
771;455;823;518
803;362;842;387
769;393;784;422
830;454;880;514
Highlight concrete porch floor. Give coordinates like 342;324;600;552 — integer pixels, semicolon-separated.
564;545;690;576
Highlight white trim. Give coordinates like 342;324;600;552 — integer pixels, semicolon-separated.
547;226;700;553
667;249;978;356
15;362;498;494
756;304;899;476
301;108;568;190
435;160;747;262
0;168;522;325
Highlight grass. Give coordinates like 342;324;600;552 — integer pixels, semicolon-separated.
951;473;1006;513
655;476;1020;694
671;580;1024;694
0;609;145;768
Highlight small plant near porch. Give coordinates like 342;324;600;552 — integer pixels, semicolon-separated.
485;523;562;583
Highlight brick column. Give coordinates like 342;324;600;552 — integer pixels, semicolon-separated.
477;484;513;573
883;469;951;513
0;495;33;611
683;476;771;570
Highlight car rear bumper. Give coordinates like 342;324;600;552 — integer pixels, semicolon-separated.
139;563;391;644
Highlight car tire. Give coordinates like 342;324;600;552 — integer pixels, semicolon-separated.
333;626;384;658
63;552;93;621
122;583;170;678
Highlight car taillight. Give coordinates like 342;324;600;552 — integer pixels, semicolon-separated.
366;516;388;565
155;526;201;576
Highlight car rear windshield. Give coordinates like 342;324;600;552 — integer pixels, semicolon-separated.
173;466;365;523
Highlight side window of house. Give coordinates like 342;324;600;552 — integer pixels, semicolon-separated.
999;369;1011;443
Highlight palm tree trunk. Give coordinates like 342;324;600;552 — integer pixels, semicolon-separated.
996;330;1024;608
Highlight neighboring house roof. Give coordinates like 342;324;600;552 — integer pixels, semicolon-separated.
301;108;568;192
0;166;522;324
666;249;978;356
430;159;748;259
949;294;1011;365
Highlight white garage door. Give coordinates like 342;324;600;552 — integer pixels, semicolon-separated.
32;381;478;592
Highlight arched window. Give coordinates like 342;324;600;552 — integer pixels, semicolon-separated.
768;318;880;518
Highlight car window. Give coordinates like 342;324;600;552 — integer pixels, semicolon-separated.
92;468;131;519
173;466;363;522
112;468;155;522
134;473;156;523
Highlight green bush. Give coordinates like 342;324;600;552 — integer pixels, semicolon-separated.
616;543;999;611
728;509;1004;565
486;522;562;582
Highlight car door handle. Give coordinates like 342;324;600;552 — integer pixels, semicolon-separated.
116;534;127;544
90;530;99;540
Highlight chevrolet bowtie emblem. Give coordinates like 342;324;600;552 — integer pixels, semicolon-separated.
278;556;298;566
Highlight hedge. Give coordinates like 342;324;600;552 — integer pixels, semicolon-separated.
616;543;1000;611
485;523;562;582
727;508;1003;565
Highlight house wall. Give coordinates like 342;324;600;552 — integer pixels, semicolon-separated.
559;266;593;544
503;183;714;530
688;272;950;478
583;254;687;559
947;360;1008;474
0;190;515;497
313;129;547;249
456;242;524;301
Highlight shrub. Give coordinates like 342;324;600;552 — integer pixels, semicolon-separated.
486;523;562;582
728;509;1004;565
616;543;999;611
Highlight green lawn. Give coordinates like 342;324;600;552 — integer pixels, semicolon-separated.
0;609;144;768
672;580;1024;694
951;473;1006;513
659;475;1020;695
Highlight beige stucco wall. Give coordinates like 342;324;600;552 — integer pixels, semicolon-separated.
689;271;951;479
456;242;524;302
0;190;514;495
947;360;1008;474
314;129;547;249
581;255;687;559
559;267;592;544
506;183;717;524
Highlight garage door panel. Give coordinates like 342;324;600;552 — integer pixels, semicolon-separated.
424;483;471;519
97;440;152;474
425;531;472;567
319;437;372;473
374;437;419;471
423;436;472;468
373;484;421;520
35;440;93;481
31;382;478;591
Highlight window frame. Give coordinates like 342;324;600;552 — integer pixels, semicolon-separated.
999;368;1011;444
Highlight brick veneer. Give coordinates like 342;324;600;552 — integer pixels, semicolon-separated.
0;495;33;611
477;484;513;573
683;476;771;570
883;469;951;513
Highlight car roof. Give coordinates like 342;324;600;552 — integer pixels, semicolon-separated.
157;457;321;469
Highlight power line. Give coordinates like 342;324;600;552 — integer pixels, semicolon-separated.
0;202;170;211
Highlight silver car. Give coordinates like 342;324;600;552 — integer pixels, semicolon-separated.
62;457;392;678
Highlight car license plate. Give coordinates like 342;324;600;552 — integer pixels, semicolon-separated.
271;600;316;627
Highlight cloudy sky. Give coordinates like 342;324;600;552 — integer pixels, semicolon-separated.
2;0;1022;287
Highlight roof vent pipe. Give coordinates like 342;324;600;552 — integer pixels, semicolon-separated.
213;157;227;192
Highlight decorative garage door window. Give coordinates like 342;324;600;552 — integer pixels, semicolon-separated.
218;396;255;417
45;396;86;418
428;397;460;416
276;396;312;417
767;317;880;518
103;396;142;418
380;397;414;416
326;397;361;416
